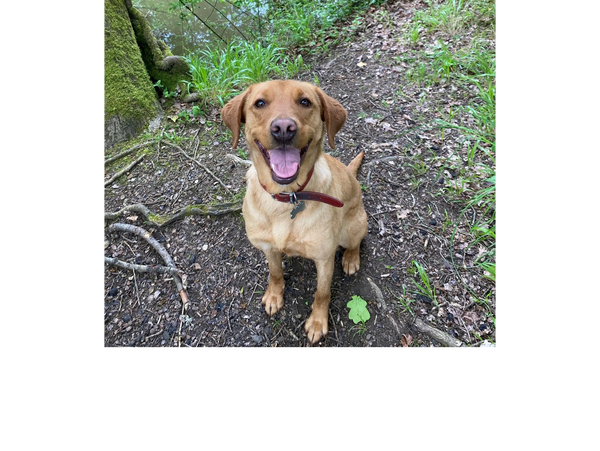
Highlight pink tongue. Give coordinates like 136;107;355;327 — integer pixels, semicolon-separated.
269;148;300;178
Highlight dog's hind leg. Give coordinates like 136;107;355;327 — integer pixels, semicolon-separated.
341;207;367;276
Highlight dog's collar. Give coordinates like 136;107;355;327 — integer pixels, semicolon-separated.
260;166;344;208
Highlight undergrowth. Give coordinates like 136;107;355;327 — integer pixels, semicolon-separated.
184;40;306;106
175;0;385;105
403;0;496;298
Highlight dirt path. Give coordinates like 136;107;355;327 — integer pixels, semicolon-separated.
104;0;495;347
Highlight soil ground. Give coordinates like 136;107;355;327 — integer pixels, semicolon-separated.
104;0;495;347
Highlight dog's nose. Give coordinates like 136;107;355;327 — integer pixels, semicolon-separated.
270;118;297;142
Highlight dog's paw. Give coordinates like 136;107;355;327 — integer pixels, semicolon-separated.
304;312;328;344
342;248;360;276
261;286;284;316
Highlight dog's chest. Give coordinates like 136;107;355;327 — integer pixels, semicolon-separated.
251;212;314;257
244;201;336;259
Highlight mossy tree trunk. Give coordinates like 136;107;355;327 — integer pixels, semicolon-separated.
105;0;162;149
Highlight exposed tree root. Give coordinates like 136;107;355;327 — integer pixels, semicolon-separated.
105;201;242;228
107;223;189;310
104;140;154;165
104;256;182;276
104;154;145;187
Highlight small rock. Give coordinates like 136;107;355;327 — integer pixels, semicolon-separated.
123;314;131;323
429;219;437;226
415;294;432;304
108;288;118;297
251;335;262;344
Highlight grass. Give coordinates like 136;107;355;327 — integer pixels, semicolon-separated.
411;261;437;305
184;39;307;107
167;0;387;108
242;0;386;51
398;0;496;322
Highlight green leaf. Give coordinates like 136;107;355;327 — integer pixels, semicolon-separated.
347;295;371;324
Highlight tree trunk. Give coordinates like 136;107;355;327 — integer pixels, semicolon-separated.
104;0;162;150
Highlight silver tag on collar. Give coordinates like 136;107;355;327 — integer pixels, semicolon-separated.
290;201;305;219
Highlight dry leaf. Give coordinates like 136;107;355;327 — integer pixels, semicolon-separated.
401;334;413;347
380;122;395;132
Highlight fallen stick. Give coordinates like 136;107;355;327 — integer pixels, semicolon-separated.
366;277;464;347
107;223;189;309
104;140;154;165
162;141;233;194
104;256;182;276
225;154;252;167
104;201;242;227
104;154;145;187
413;318;464;347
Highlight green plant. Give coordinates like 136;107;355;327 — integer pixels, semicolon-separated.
153;79;178;98
184;48;250;106
413;0;472;36
411;261;437;305
235;40;285;82
394;286;416;317
184;37;310;107
347;295;370;325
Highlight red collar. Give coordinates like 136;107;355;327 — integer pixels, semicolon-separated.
260;166;344;208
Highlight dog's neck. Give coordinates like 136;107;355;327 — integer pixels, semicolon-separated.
259;165;314;195
260;165;343;209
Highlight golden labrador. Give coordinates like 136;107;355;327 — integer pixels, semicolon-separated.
222;80;367;344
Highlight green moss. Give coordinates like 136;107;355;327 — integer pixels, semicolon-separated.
148;212;170;225
105;0;162;148
127;5;190;93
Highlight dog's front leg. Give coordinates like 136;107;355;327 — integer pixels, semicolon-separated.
261;248;285;316
304;254;335;344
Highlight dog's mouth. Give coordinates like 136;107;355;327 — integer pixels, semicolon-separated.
255;139;311;185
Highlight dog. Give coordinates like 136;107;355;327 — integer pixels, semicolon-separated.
222;80;367;344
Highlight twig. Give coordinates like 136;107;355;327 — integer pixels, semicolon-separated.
225;154;252;167
107;223;189;310
413;318;464;347
104;201;242;227
104;154;145;187
325;43;352;68
363;155;403;166
205;0;249;41
162;141;233;194
177;0;227;44
104;256;183;276
104;140;154;165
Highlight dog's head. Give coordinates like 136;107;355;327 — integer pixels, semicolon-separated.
221;80;347;192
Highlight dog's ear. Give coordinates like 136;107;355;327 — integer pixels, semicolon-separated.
315;87;347;149
221;88;251;149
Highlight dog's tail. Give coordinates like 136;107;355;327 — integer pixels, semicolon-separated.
347;151;365;179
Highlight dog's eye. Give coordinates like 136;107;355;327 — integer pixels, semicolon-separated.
300;98;312;107
254;99;266;108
